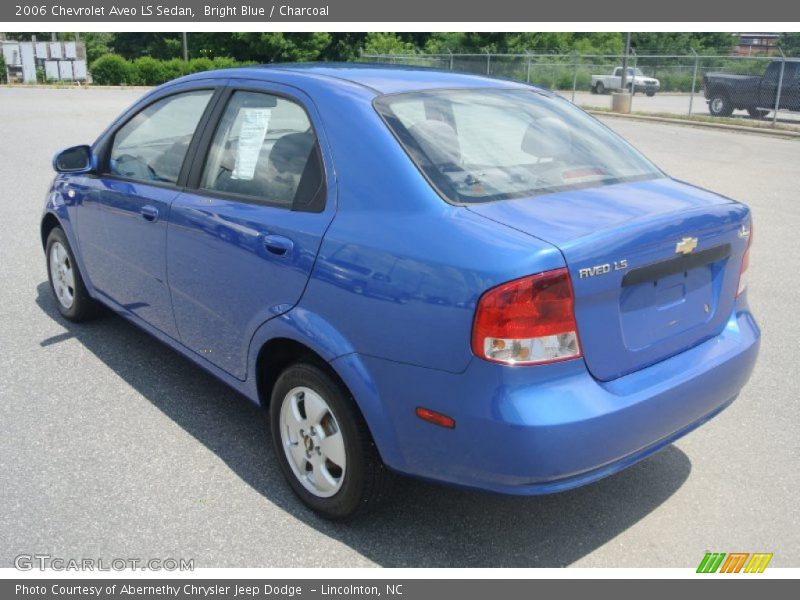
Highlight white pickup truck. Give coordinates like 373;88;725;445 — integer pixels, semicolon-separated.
591;67;660;96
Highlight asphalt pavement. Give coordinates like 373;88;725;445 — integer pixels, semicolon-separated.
0;87;798;568
563;90;800;125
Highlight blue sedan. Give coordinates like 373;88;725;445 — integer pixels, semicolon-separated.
41;65;759;519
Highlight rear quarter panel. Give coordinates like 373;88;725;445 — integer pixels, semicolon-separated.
292;89;566;373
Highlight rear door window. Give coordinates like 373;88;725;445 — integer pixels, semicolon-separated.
199;90;324;210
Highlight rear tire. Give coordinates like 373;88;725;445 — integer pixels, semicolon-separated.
595;81;605;95
708;93;733;117
45;227;99;322
269;362;390;519
646;91;656;97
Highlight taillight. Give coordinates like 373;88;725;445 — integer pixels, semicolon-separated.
737;220;753;297
471;268;582;365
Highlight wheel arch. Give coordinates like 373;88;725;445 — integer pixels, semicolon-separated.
40;212;62;250
248;309;405;470
706;84;730;101
255;337;343;410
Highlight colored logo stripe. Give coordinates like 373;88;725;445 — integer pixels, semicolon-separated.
697;553;726;573
744;553;773;573
720;553;749;573
697;552;773;573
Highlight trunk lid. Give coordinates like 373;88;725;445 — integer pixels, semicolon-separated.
468;177;751;381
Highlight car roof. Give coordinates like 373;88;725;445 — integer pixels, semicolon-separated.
176;62;544;96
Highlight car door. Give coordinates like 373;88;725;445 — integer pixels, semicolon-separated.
166;83;335;380
612;68;622;88
759;61;783;108
76;87;218;338
778;62;800;110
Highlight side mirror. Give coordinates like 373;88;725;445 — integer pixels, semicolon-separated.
53;145;94;174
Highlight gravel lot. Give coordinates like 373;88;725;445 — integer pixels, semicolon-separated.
1;87;798;568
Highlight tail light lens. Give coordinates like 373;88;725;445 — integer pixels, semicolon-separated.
471;268;582;365
737;221;753;297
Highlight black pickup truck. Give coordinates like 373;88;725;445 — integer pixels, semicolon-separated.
703;59;800;117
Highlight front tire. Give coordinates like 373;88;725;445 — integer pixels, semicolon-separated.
269;362;389;519
646;91;656;97
708;93;733;117
45;227;99;322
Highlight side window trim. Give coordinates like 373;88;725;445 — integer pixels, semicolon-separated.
97;85;224;189
184;83;327;213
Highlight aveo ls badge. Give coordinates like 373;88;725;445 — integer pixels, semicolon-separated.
579;259;629;279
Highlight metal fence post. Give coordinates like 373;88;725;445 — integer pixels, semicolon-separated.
486;49;491;75
448;48;453;71
526;52;532;83
572;52;579;103
772;48;786;127
688;48;699;118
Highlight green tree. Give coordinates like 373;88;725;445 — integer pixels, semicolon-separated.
82;32;113;63
111;33;183;59
423;32;622;54
363;33;417;55
631;32;735;54
572;33;624;54
779;33;800;54
225;32;333;63
323;33;370;61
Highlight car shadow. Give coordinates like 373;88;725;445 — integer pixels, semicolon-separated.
35;281;691;568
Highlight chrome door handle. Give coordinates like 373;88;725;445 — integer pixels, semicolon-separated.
140;205;159;222
262;234;294;257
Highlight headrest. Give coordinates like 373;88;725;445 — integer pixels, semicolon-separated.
408;120;461;166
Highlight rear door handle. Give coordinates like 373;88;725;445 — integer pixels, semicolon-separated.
140;205;159;222
262;234;294;257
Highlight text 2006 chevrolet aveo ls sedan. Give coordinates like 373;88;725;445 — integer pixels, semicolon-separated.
42;65;759;519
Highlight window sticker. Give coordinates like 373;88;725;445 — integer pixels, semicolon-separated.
232;108;272;180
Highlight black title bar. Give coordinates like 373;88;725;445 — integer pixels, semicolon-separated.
3;579;798;600
2;0;800;22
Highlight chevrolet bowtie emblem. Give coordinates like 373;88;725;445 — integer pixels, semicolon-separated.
675;236;698;255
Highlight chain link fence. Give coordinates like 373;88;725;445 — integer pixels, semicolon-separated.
361;51;800;128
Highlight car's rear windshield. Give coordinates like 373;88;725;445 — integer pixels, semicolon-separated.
374;88;663;204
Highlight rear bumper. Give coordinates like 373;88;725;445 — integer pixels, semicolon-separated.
350;305;759;494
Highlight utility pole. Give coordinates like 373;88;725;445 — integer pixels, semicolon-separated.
182;32;188;61
620;32;631;91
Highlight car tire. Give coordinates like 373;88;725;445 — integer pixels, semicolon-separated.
708;93;734;117
646;91;656;97
269;362;390;519
747;107;769;119
595;82;605;94
45;227;99;322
